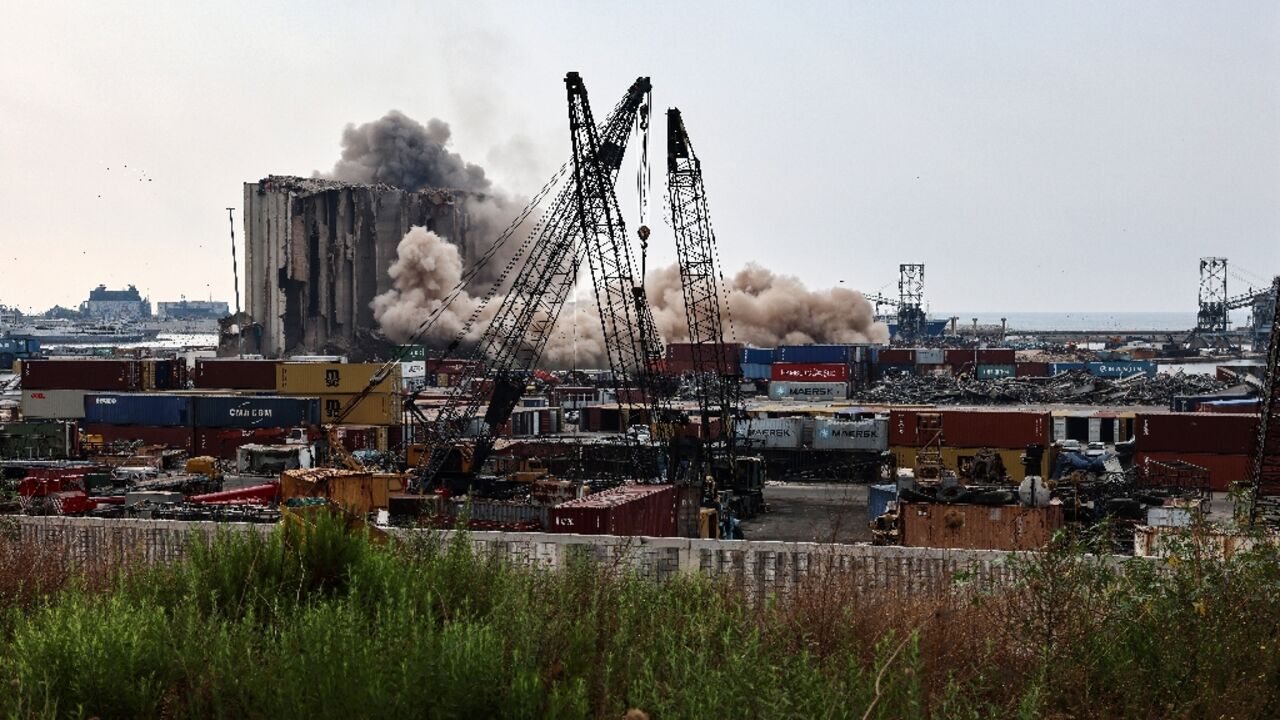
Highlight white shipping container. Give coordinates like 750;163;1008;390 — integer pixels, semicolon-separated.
401;361;426;379
767;381;848;402
20;390;89;419
915;348;944;365
813;417;889;451
734;417;809;449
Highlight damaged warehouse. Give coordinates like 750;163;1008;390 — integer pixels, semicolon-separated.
241;175;486;358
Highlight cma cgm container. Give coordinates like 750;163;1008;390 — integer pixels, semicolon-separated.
768;381;848;401
548;484;678;537
21;359;140;391
975;364;1015;380
1088;361;1156;379
775;344;857;364
276;362;401;394
742;347;775;365
83;393;193;426
771;363;848;382
194;359;280;390
1135;412;1258;455
317;394;401;426
900;502;1064;550
193;395;321;429
20;390;89;419
813;417;889;451
735;417;808;449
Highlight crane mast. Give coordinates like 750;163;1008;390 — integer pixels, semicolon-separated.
666;108;741;485
414;76;654;487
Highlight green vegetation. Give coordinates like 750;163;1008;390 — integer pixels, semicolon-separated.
1;516;1279;718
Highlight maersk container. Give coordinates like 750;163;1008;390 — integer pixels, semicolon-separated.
741;347;775;365
734;417;808;449
193;395;321;429
813;417;889;451
775;344;855;364
20;390;88;419
741;363;772;380
1088;361;1156;379
83;393;193;426
771;363;849;382
976;364;1015;380
767;381;848;401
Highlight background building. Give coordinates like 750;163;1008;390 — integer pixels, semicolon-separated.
80;285;151;320
156;298;230;320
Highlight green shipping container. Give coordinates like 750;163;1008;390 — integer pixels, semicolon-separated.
397;345;427;361
976;364;1016;380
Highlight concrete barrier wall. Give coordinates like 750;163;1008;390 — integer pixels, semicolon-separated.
14;516;1035;596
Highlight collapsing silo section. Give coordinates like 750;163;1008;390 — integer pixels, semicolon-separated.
242;175;481;359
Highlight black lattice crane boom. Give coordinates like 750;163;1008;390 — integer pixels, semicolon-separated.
413;76;654;487
1248;276;1280;524
666;108;742;487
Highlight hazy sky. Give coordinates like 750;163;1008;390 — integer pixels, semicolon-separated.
2;1;1277;315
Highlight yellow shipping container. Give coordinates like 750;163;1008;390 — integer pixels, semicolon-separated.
280;468;406;515
276;362;401;395
317;393;401;426
891;445;1050;481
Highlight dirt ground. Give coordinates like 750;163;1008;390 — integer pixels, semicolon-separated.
740;482;872;544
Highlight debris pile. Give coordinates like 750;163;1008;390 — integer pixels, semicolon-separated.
852;370;1234;406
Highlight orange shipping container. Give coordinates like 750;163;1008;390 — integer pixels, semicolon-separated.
899;502;1063;550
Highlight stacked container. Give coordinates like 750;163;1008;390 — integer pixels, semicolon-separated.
665;342;743;376
740;347;775;382
888;408;1053;480
1133;412;1258;490
276;363;401;426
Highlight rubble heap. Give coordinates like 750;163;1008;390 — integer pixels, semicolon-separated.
852;370;1236;406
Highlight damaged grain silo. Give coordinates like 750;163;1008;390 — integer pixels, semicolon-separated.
241;175;486;358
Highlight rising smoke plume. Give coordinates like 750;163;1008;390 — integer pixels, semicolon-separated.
340;111;888;366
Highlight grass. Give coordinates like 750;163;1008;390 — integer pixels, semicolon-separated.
0;515;1278;718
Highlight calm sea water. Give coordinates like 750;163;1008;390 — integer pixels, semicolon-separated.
939;311;1252;332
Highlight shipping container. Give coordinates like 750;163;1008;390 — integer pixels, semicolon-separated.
875;364;915;379
193;395;321;429
547;484;678;537
915;348;944;365
21;359;140;391
1135;451;1252;492
735;417;809;449
317;394;401;426
775;344;857;364
812;417;889;451
1135;412;1257;455
0;421;79;459
1088;361;1156;379
1015;362;1049;378
194;427;308;459
890;446;1049;482
741;363;772;381
771;363;849;382
280;468;405;515
276;362;401;395
397;345;427;361
767;381;848;401
899;502;1064;550
975;364;1015;380
1199;399;1262;414
876;348;916;365
889;408;1051;449
741;347;775;365
83;393;194;426
666;342;743;362
20;390;89;419
976;348;1016;365
194;359;280;390
401;361;427;379
140;359;188;390
1048;362;1087;376
426;358;482;376
867;483;897;524
81;424;195;452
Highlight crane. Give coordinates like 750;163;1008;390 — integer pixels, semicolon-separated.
407;74;658;490
1247;277;1280;524
665;108;764;530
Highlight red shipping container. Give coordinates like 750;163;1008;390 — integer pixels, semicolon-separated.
977;348;1016;364
771;363;849;382
1015;362;1049;377
1135;413;1258;455
194;427;311;458
82;424;195;452
876;349;916;365
1200;401;1262;414
548;484;678;536
889;408;1049;449
22;359;140;391
666;342;743;362
194;359;280;390
1135;451;1252;492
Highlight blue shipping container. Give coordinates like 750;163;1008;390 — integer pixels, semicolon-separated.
741;363;773;381
193;395;320;428
776;344;854;364
868;484;897;524
741;347;775;365
1048;362;1087;375
1087;361;1156;379
84;393;194;426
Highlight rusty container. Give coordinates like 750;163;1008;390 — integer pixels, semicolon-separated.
899;501;1063;550
547;484;678;536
